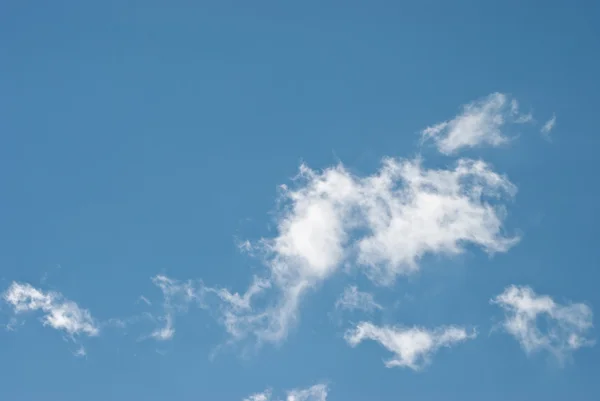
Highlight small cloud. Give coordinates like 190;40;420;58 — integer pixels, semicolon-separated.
492;285;594;361
335;286;382;313
138;296;152;306
2;282;99;337
540;114;556;139
344;322;476;371
421;93;533;154
243;384;328;401
2;317;21;332
286;384;328;401
2;282;99;355
243;389;272;401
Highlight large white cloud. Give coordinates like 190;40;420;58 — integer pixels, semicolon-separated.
492;285;594;360
344;322;476;370
421;93;532;154
204;155;517;345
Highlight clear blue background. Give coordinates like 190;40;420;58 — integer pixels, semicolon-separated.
1;1;599;400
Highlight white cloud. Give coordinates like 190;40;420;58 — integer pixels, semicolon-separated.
2;282;99;337
335;286;381;313
286;384;328;401
243;390;272;401
540;114;556;138
344;322;476;370
354;158;517;283
205;155;517;346
421;93;532;154
492;285;594;360
243;384;328;401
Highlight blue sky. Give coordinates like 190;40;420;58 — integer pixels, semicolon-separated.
1;1;599;400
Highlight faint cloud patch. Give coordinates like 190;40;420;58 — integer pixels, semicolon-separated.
540;114;556;140
335;286;381;313
492;285;594;362
243;384;328;401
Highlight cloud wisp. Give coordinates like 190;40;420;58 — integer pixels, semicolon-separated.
540;114;556;139
421;93;533;154
147;275;201;341
243;384;328;401
344;322;476;370
335;285;382;313
492;285;594;361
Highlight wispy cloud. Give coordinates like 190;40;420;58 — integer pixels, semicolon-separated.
344;322;476;370
335;286;381;313
2;282;99;355
421;93;533;154
244;384;328;401
540;114;556;139
3;282;99;337
492;285;594;361
147;275;201;341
